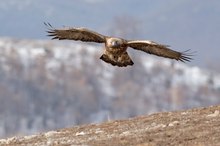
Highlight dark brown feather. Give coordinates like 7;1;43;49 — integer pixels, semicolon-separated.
127;40;193;62
100;52;134;67
44;22;106;43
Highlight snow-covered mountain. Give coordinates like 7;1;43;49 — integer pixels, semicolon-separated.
0;37;219;138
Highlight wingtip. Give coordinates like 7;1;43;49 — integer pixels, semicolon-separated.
179;49;196;63
44;22;58;39
44;22;55;33
44;22;53;28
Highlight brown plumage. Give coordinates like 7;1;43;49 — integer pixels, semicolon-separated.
45;22;193;67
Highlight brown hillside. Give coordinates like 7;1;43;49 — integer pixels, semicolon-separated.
0;105;220;146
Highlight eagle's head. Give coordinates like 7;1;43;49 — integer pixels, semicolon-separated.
107;38;125;48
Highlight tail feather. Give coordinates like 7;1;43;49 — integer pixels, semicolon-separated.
100;52;134;67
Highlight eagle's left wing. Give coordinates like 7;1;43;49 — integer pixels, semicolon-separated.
127;40;193;62
45;23;106;43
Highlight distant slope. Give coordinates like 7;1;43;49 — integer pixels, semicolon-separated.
1;105;220;145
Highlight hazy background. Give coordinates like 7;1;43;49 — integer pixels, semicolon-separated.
0;0;220;138
0;0;220;70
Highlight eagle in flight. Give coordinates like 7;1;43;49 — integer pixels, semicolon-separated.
45;23;193;67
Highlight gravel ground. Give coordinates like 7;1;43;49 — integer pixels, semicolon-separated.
1;105;220;146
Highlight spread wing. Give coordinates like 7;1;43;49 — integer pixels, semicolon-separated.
127;40;193;62
44;22;106;43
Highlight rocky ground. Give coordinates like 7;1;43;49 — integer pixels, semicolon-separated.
0;105;220;146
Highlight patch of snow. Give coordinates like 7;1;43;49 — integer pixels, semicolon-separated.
76;131;86;136
85;45;99;55
162;59;172;67
53;47;67;60
23;134;37;140
207;110;219;118
46;59;61;70
184;66;209;86
120;131;130;136
95;129;104;134
168;121;180;127
149;123;166;130
102;66;115;79
30;47;46;58
181;112;188;115
17;47;29;58
151;122;157;127
142;57;155;70
0;40;4;47
45;131;60;138
213;75;220;89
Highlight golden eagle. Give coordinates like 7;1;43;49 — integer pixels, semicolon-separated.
45;23;193;67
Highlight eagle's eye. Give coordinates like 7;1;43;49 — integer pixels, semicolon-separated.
111;41;119;47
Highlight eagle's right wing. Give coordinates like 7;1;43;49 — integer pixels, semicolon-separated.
45;22;106;43
127;40;193;62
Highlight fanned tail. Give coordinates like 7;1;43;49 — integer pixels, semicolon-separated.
100;52;134;67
